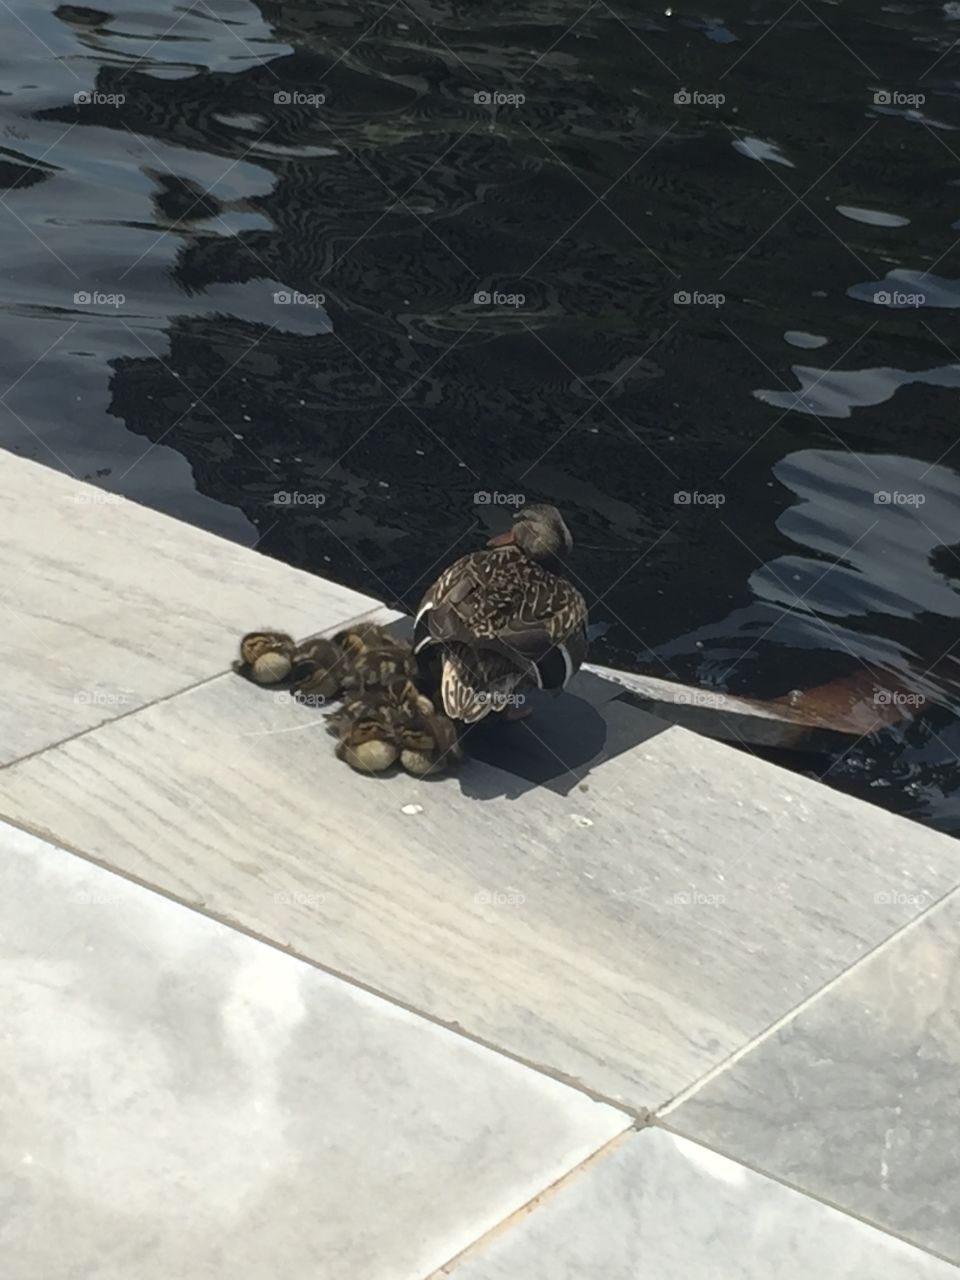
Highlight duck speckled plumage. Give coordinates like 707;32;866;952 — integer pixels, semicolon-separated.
413;503;588;723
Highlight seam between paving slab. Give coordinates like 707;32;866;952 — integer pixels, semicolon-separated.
0;602;393;773
656;873;960;1120
427;1114;960;1276
424;1125;644;1279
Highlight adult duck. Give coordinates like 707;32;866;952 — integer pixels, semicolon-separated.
413;503;588;722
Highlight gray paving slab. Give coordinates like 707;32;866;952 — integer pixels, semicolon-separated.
667;887;960;1265
0;666;956;1113
0;820;629;1280
0;450;384;763
435;1127;958;1279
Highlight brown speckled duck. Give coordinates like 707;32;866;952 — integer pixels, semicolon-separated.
413;503;588;723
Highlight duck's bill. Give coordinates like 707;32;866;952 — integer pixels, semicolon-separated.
486;529;516;547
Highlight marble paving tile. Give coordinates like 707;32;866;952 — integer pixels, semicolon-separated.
435;1127;957;1279
1;669;956;1113
0;821;629;1280
668;888;960;1264
0;449;385;762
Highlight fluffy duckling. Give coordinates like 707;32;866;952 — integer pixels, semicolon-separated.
290;636;345;703
334;623;417;694
327;678;462;776
332;622;398;660
398;710;463;776
233;631;297;685
346;643;417;694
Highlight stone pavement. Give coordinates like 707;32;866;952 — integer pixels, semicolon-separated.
1;450;957;1278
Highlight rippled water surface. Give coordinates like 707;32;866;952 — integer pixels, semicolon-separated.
3;0;960;830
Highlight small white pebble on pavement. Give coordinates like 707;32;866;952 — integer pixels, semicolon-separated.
570;814;593;828
401;803;424;816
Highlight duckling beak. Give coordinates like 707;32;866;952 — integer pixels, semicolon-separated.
486;528;515;547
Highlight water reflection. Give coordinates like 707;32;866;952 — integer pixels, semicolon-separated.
0;0;959;828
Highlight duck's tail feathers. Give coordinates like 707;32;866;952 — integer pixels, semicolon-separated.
440;653;526;724
441;654;494;723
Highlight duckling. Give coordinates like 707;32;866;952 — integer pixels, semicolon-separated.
344;642;417;694
336;721;400;774
326;687;406;774
233;631;297;684
327;679;462;776
399;711;463;776
332;622;398;661
290;636;345;703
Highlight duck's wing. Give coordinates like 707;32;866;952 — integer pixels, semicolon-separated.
414;547;589;690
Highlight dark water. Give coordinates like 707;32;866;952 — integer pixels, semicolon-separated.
3;0;960;829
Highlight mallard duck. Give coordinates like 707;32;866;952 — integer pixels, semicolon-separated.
413;503;588;723
290;636;345;704
233;631;297;684
327;678;462;775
